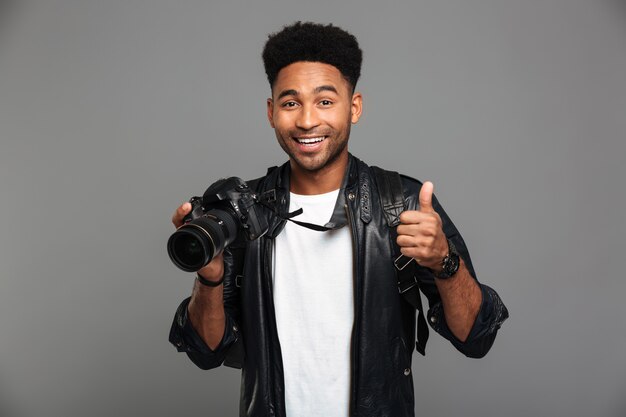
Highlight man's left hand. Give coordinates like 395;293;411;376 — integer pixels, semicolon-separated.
396;181;449;273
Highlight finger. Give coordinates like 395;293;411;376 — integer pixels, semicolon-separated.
399;246;422;263
397;236;432;253
419;181;434;213
397;222;433;236
397;232;437;249
171;201;192;228
396;234;418;248
398;210;431;225
398;225;438;241
397;223;419;236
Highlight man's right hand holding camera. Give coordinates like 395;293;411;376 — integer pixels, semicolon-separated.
172;202;226;351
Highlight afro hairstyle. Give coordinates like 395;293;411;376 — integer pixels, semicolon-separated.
262;21;363;91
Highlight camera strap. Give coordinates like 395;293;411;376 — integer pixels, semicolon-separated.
257;200;332;232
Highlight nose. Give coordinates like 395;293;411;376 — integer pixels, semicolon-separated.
295;104;320;131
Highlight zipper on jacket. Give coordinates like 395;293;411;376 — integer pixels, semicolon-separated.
344;202;359;417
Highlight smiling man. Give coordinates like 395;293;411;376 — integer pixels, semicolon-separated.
169;22;508;417
268;60;361;194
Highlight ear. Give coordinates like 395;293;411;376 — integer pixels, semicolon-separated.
266;98;275;128
351;92;363;124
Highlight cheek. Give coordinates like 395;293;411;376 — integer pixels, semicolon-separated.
274;113;295;130
271;118;287;135
325;111;350;130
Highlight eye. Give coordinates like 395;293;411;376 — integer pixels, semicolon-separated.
319;99;333;106
281;101;298;108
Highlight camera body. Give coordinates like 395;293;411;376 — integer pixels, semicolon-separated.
184;177;267;242
167;177;268;272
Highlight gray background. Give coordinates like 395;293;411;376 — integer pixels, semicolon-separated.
1;0;624;416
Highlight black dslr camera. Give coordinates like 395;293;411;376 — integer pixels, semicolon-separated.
167;177;268;272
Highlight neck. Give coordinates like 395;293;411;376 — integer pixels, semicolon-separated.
289;152;349;195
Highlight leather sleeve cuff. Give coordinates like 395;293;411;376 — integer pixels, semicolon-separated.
168;297;239;356
427;284;509;358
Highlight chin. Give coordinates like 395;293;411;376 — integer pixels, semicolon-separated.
296;151;347;173
292;156;327;172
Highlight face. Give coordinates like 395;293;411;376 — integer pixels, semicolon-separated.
267;61;362;174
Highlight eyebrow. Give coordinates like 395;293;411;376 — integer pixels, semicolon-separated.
277;89;298;100
314;85;338;94
276;85;339;100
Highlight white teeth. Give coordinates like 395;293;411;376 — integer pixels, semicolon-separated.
296;136;325;144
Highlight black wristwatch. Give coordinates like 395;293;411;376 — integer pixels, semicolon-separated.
433;238;460;279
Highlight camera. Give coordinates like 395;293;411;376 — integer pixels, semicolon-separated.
167;177;268;272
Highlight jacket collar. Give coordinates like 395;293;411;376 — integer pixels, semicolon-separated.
262;153;361;237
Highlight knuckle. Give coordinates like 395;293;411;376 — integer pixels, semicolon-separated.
400;211;417;224
427;223;440;237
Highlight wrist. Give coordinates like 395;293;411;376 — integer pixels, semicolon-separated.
196;272;224;287
432;238;460;279
429;263;444;275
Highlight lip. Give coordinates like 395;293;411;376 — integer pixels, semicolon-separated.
291;135;327;153
293;135;326;142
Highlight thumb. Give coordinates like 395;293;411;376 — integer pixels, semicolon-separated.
419;181;434;213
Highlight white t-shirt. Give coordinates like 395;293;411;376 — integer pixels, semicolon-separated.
272;189;354;417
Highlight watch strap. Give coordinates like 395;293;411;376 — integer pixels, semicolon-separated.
196;273;224;287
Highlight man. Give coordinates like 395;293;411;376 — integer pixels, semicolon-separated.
169;22;508;417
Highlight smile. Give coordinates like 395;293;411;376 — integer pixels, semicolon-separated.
294;136;326;145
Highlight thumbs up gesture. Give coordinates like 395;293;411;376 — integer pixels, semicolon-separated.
396;181;449;272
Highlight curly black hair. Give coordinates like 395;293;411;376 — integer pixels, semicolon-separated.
262;21;363;91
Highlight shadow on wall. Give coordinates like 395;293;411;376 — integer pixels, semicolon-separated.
0;379;21;417
0;0;19;44
0;0;17;21
608;0;626;20
611;378;626;417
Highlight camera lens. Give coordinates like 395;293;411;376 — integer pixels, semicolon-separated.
168;231;210;271
167;209;238;272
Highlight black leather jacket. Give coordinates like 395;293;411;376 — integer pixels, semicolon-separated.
169;154;508;417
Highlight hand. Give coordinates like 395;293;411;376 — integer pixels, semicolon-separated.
396;181;449;272
171;202;224;283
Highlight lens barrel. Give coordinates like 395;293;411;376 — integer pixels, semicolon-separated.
167;209;238;272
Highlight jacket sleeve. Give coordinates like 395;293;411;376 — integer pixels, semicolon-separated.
404;181;509;358
168;245;244;369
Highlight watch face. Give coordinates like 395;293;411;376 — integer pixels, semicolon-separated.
443;253;460;276
437;239;460;279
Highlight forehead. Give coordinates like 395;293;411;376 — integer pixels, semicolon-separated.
272;61;351;96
